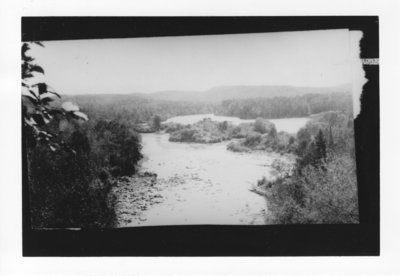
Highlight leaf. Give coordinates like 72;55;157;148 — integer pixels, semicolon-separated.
28;90;39;100
37;130;55;138
49;144;57;151
31;113;46;126
24;116;37;126
62;101;79;112
21;43;30;57
47;109;63;116
35;83;48;95
73;111;88;121
22;94;39;105
30;64;45;74
41;96;54;105
42;110;53;121
48;90;61;98
23;72;34;79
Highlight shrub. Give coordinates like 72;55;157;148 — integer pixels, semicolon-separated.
244;132;262;146
152;115;162;131
262;153;358;224
230;123;252;138
227;142;250;152
165;123;184;133
254;117;268;134
28;119;143;228
218;121;229;131
254;117;276;135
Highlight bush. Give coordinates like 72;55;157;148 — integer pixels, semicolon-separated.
94;120;142;177
262;153;358;224
254;117;268;133
168;119;234;143
28;118;143;228
28;141;116;228
254;117;276;135
244;132;262;146
227;142;251;152
229;123;252;139
256;111;358;224
165;123;184;133
226;123;293;154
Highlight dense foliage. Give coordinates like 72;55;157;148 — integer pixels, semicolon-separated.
22;42;88;151
216;92;353;119
167;119;234;143
24;43;143;228
28;115;143;228
258;111;359;224
227;118;295;153
65;91;352;128
64;94;216;125
24;43;356;227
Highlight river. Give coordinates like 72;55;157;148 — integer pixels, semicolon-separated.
115;115;309;227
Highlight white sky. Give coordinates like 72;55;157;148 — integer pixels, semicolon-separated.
29;29;355;95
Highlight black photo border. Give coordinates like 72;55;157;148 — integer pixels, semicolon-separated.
22;16;379;256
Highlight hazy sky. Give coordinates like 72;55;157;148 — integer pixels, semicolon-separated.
29;29;355;95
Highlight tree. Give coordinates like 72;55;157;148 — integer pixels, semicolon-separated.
254;117;268;134
218;121;228;132
267;125;277;140
22;42;87;151
315;129;327;163
153;115;161;131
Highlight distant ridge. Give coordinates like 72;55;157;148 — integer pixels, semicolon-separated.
63;84;351;103
145;84;351;102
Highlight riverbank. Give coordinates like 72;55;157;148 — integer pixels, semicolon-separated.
111;172;163;227
112;115;310;227
112;133;295;226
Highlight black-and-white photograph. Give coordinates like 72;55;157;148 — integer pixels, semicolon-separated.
22;27;364;229
2;0;398;270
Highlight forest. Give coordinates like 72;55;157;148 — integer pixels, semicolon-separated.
216;92;353;119
23;41;358;228
65;90;353;127
255;111;359;224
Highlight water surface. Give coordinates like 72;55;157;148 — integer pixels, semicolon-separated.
118;115;308;226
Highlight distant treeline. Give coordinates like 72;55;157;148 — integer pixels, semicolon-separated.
64;95;215;125
216;92;353;119
67;92;353;124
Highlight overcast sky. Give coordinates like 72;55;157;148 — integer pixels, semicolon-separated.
29;29;356;95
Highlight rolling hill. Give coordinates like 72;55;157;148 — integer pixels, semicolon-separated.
145;84;351;102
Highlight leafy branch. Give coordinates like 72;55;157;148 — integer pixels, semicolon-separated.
22;42;88;152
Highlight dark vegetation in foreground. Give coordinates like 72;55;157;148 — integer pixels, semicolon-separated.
255;111;359;224
23;43;143;228
24;42;357;227
28;118;142;228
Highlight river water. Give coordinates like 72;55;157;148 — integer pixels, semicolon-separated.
119;115;308;226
